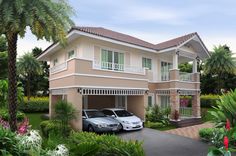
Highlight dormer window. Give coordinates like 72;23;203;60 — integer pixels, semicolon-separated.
68;50;75;59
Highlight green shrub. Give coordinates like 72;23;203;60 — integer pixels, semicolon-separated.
69;132;145;156
146;105;169;124
0;109;25;121
18;97;49;113
40;120;72;138
199;128;214;142
0;126;22;155
200;94;219;108
145;121;165;129
209;89;236;127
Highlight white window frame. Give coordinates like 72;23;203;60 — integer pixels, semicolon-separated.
100;48;125;71
148;93;154;107
142;57;152;70
160;95;170;108
67;50;75;59
160;61;172;81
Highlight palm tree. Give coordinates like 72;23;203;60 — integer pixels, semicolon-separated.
0;0;74;131
18;52;42;101
204;45;236;94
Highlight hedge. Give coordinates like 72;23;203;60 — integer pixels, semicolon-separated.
200;94;220;108
18;97;49;113
199;128;214;142
180;95;220;108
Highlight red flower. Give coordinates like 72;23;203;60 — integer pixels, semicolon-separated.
226;119;230;131
224;136;229;151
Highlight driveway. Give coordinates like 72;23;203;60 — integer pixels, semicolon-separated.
119;128;208;156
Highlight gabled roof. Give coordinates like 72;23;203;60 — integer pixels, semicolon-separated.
155;32;197;50
37;26;209;60
71;26;156;50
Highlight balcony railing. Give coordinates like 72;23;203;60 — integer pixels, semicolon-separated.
50;62;67;74
180;107;192;117
179;72;193;82
93;60;145;74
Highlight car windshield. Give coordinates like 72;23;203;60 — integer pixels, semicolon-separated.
85;110;106;118
114;110;133;117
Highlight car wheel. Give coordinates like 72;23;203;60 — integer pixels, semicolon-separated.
88;125;94;132
119;123;123;131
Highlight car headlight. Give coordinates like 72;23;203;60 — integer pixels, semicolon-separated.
122;121;130;124
96;123;108;128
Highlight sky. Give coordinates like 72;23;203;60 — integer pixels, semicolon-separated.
17;0;236;56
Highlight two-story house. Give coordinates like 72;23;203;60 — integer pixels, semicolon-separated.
37;27;210;130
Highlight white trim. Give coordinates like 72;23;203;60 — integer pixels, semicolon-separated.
92;67;146;75
50;85;148;90
49;73;148;81
158;47;177;53
148;81;197;83
177;35;196;49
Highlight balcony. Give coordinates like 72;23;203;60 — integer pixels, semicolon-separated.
50;62;67;74
179;72;194;82
93;60;145;75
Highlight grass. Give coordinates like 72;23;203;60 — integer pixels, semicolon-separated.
26;113;44;129
156;125;176;131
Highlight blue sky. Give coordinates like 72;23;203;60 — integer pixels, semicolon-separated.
17;0;236;56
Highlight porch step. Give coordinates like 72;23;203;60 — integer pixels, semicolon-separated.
170;118;203;128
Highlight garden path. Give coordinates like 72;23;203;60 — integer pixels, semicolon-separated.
164;122;214;140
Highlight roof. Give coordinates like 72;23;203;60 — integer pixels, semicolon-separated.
37;26;208;59
71;26;156;50
155;32;197;50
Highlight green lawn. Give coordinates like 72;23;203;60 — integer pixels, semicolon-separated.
26;113;44;129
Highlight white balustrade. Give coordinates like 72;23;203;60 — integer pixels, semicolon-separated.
179;72;193;81
50;62;67;74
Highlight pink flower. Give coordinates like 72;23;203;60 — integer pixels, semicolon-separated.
224;136;229;151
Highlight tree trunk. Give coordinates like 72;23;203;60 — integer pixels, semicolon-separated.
27;76;30;101
6;33;18;132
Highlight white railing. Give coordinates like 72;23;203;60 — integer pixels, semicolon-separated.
180;107;192;117
179;72;193;81
50;62;67;74
93;60;145;74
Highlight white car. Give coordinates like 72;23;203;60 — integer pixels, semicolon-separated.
102;108;143;131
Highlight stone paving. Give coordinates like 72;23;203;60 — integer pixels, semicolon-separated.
165;122;214;140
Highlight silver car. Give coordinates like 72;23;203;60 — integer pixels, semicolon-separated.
82;109;121;133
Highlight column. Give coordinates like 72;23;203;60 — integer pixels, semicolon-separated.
170;90;180;120
49;93;62;119
173;50;179;69
192;92;201;118
192;59;198;73
67;88;83;131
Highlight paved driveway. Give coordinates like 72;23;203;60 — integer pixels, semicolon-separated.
119;128;208;156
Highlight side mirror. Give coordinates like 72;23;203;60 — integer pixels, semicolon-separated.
130;113;133;115
111;115;116;118
82;116;87;119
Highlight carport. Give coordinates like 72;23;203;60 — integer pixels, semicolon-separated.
50;87;148;131
81;88;147;121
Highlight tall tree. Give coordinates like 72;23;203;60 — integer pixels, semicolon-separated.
18;52;42;100
0;0;74;131
204;45;236;94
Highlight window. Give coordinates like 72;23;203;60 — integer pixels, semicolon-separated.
148;96;153;107
142;57;152;70
102;110;115;116
53;58;58;66
68;50;75;59
160;96;170;108
101;49;124;71
161;61;172;81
